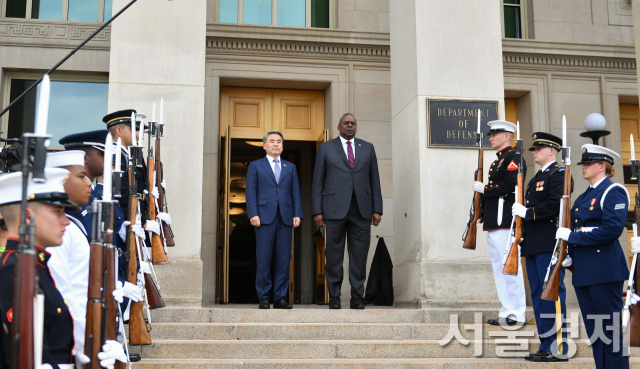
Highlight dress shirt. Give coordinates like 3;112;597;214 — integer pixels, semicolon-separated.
266;155;282;176
590;176;607;190
339;135;355;160
540;160;556;172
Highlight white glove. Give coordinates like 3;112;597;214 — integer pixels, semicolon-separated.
151;186;159;199
112;282;124;304
473;181;484;194
143;189;149;195
156;212;171;225
632;237;640;254
512;203;527;218
118;220;131;242
145;220;161;235
556;227;571;241
630;292;640;305
140;261;152;275
131;223;145;239
97;340;128;367
122;281;143;302
75;352;91;366
562;255;573;268
40;364;54;369
161;179;167;190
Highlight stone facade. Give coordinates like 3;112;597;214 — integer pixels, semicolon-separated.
0;0;637;308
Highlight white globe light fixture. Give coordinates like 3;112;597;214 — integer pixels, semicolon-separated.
584;113;606;131
580;112;610;144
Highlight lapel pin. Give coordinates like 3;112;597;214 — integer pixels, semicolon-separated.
283;164;287;167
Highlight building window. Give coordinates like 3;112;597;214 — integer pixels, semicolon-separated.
219;0;331;28
4;0;113;22
3;77;109;148
502;0;523;39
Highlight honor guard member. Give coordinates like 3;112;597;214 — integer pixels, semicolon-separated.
473;120;527;326
512;132;570;362
0;168;76;368
103;110;161;242
58;131;143;310
556;144;630;369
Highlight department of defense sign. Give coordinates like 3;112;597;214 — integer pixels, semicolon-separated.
427;99;498;148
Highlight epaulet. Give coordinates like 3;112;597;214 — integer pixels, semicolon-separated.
601;183;630;209
549;166;565;175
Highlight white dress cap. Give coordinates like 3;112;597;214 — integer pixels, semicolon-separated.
0;168;70;206
578;144;620;165
487;120;517;134
45;150;85;168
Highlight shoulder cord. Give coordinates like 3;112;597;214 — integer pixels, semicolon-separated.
600;183;630;209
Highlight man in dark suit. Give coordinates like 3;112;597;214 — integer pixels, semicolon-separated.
246;131;303;309
312;113;383;310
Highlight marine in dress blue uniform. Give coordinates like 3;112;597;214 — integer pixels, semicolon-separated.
0;169;77;369
513;132;571;362
474;120;527;325
556;144;630;369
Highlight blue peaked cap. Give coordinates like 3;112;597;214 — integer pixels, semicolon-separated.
59;130;110;151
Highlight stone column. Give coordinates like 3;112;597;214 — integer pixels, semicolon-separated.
390;0;505;305
109;0;207;300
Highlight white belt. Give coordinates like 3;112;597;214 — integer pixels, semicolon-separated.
574;227;597;232
59;365;75;369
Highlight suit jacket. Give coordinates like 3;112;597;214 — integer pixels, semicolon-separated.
246;157;303;226
312;137;383;220
521;162;572;257
567;177;629;287
482;146;527;230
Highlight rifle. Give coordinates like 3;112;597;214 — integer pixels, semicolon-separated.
541;116;571;301
127;138;152;346
10;123;50;369
462;110;484;250
623;134;640;346
502;124;524;276
148;122;168;264
84;200;111;368
155;116;175;247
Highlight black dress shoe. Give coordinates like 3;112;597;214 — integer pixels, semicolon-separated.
259;298;270;309
329;297;341;309
524;349;546;361
487;317;521;326
273;298;293;309
531;350;569;362
350;299;365;310
129;353;141;362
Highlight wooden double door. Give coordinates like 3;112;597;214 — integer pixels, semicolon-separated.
216;87;329;304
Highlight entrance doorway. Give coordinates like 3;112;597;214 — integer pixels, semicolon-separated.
215;87;328;304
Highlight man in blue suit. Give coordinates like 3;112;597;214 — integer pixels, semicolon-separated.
246;131;303;309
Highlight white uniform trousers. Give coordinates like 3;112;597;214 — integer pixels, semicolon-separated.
486;229;526;321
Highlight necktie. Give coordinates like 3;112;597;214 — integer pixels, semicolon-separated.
274;159;281;184
347;141;355;168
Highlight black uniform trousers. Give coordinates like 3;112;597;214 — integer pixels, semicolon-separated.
574;281;629;369
324;193;371;300
525;252;567;354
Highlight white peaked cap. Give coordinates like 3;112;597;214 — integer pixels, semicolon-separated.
487;120;517;134
45;150;85;168
0;168;71;206
578;144;620;165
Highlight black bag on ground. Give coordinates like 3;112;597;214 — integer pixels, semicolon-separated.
363;237;394;306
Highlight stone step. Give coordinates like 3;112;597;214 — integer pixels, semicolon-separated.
132;339;603;360
147;322;588;341
135;358;640;369
150;307;425;324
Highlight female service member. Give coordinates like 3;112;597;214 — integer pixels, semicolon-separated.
555;144;630;369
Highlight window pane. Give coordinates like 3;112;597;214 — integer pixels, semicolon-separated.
503;0;520;4
504;5;521;39
68;0;99;22
244;0;271;25
311;0;329;28
104;0;113;20
31;0;63;20
278;0;305;27
220;0;238;23
7;80;109;147
6;0;27;18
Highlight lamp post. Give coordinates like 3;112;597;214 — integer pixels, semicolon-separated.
579;113;610;144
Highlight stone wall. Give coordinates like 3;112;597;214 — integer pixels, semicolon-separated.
337;0;389;33
530;0;634;45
